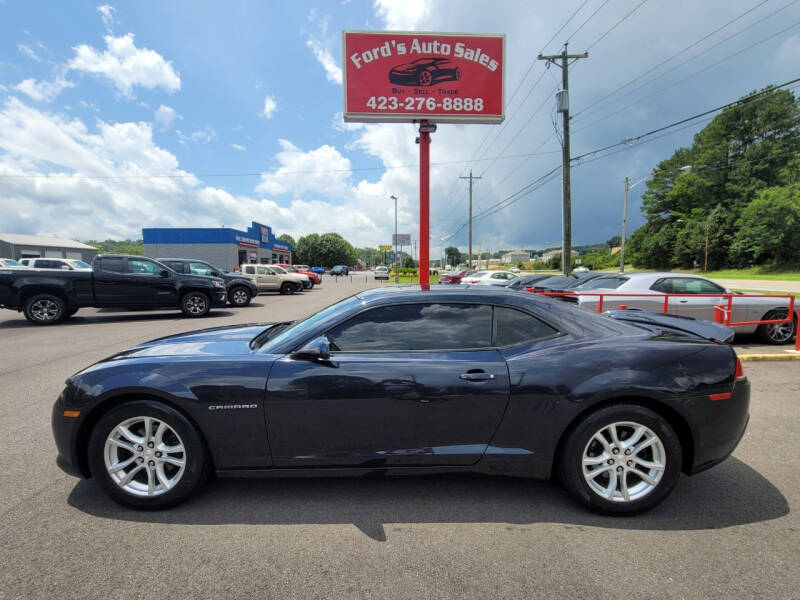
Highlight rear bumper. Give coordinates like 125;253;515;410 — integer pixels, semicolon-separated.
688;378;750;475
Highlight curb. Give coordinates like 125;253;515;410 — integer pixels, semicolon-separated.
738;352;800;362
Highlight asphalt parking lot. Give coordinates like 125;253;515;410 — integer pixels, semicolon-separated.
1;278;798;599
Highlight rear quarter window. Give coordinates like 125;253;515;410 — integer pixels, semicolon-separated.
494;306;558;347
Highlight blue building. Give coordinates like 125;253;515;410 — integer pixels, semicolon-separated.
143;221;292;272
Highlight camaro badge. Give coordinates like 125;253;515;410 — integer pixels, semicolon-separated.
208;404;259;410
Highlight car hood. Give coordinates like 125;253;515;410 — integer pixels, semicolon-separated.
101;323;276;360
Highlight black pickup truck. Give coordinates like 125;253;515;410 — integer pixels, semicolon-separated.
0;254;227;324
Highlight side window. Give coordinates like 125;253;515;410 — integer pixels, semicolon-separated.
163;262;184;273
256;267;268;275
491;273;504;279
494;307;558;347
650;279;671;293
100;257;124;272
326;303;492;352
189;262;215;276
670;278;724;294
245;266;255;275
127;258;160;275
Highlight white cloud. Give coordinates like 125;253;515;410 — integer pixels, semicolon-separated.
262;95;277;118
68;33;180;97
14;76;74;102
231;143;246;151
17;44;41;62
176;127;215;144
305;36;342;85
256;139;353;196
373;0;432;29
97;5;116;32
153;104;179;130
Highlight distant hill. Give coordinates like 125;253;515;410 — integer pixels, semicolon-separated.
82;239;144;255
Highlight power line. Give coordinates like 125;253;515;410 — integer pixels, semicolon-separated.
573;16;800;133
572;0;776;120
585;0;650;50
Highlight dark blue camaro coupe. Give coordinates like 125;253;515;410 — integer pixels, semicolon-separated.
52;286;750;513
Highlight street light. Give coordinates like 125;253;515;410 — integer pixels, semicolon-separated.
620;165;691;272
440;231;457;272
390;195;399;283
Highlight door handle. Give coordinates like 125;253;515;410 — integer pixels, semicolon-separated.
459;372;496;382
679;300;688;303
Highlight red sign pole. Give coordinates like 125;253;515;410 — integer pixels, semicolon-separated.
419;122;431;286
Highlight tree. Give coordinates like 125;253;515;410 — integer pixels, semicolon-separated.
630;86;800;269
402;255;416;268
605;235;621;248
729;186;800;266
444;246;461;267
277;233;296;247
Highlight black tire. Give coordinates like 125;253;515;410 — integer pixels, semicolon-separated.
23;293;66;325
559;404;682;515
756;309;796;345
228;286;252;307
180;291;210;318
88;400;210;509
306;281;314;290
279;282;296;295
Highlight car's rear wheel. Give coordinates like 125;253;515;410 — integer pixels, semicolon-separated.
180;291;210;317
279;282;296;295
454;67;462;80
757;309;796;344
228;286;252;307
306;281;314;290
559;404;682;514
23;294;66;324
88;401;210;509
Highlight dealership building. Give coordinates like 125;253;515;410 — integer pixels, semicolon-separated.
0;232;98;262
142;221;292;272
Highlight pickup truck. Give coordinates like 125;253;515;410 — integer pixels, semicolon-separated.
0;254;228;325
157;257;259;307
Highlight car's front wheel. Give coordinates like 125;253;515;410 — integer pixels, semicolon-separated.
228;286;252;307
757;309;796;344
559;404;682;514
279;282;296;295
180;291;210;317
88;401;210;509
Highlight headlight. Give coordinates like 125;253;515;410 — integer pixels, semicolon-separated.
212;280;225;288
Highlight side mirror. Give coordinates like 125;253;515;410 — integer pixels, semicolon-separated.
160;269;170;278
61;265;72;270
292;336;330;360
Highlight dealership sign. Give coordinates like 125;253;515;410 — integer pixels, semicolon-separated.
392;233;411;246
343;31;504;124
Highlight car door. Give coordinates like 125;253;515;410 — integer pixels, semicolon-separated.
265;302;511;468
664;277;727;321
92;256;128;305
121;257;178;306
258;266;280;290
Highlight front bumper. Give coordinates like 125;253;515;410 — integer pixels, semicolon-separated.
52;386;85;478
212;290;228;306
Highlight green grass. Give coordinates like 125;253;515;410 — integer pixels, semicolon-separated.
596;265;800;281
384;274;442;284
730;288;796;296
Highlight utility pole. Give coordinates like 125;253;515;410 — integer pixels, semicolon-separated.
620;176;630;273
391;195;398;283
460;170;481;269
538;44;588;275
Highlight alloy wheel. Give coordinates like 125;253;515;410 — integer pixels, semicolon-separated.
103;416;186;497
766;311;794;343
582;421;666;503
185;295;207;314
30;298;61;321
231;288;249;305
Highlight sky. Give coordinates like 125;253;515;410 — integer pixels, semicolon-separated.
0;0;798;255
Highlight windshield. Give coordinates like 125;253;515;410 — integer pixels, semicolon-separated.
2;259;22;266
576;276;628;290
254;295;363;351
271;266;288;274
69;260;91;268
469;271;487;278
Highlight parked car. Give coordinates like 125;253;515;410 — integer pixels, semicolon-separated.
504;274;553;290
239;264;303;295
0;254;227;324
374;266;389;280
330;265;349;276
309;266;325;276
25;258;92;271
51;285;749;514
271;265;312;289
0;258;25;269
462;270;519;286
439;269;475;284
275;263;321;287
568;272;798;345
293;264;311;271
157;258;259;307
509;267;521;273
532;272;607;292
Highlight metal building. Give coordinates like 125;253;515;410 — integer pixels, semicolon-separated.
0;233;98;262
142;221;292;272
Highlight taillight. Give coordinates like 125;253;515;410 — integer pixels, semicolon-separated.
735;357;744;379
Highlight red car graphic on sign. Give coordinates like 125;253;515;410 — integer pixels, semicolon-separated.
388;58;462;87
